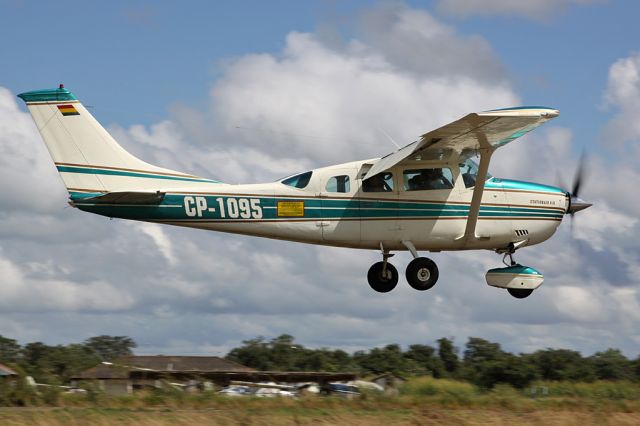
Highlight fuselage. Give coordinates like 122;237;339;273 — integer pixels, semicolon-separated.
70;159;567;252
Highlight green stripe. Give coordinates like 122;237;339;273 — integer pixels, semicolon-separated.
71;193;564;222
57;166;219;183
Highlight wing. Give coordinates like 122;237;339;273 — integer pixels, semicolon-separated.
362;107;559;181
363;106;559;245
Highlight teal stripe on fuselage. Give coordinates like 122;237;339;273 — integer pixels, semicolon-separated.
71;193;564;222
486;178;565;194
57;166;219;183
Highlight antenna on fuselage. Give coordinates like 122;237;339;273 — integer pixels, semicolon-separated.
378;128;401;150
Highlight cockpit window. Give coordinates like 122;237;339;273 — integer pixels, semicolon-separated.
404;168;454;191
281;171;312;189
459;158;492;188
363;172;394;192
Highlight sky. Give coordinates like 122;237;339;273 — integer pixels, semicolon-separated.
1;0;640;358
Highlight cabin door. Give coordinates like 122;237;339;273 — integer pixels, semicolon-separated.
318;168;360;243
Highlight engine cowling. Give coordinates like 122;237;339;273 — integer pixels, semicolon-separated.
485;265;544;290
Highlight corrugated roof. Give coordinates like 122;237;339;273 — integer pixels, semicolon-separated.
75;356;254;379
120;356;255;372
0;363;18;376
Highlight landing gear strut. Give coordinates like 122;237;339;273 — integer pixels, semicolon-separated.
367;246;398;293
495;243;534;299
367;242;440;293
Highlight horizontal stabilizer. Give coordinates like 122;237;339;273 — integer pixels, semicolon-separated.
76;191;165;205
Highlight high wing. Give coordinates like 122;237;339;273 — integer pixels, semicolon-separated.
362;107;559;181
363;106;560;244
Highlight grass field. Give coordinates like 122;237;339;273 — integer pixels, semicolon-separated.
2;378;640;425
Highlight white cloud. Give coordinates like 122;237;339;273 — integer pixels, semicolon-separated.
136;222;177;265
551;285;608;322
436;0;603;21
603;53;640;147
0;254;135;312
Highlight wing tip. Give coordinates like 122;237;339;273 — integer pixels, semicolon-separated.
480;106;559;118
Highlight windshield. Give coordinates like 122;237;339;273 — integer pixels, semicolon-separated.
281;171;312;189
459;158;492;189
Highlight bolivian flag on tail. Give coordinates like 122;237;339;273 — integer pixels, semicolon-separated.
57;104;79;116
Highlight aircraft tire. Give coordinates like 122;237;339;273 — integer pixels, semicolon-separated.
406;257;439;291
507;288;533;299
367;262;399;293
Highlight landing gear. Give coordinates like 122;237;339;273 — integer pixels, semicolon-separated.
367;262;398;293
406;257;439;291
487;243;543;299
367;242;440;293
507;288;533;299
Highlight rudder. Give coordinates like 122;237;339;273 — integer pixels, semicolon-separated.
18;85;220;195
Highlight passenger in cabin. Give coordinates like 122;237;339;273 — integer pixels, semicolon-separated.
408;168;453;190
363;173;393;192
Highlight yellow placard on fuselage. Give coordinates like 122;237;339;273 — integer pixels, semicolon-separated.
277;201;305;217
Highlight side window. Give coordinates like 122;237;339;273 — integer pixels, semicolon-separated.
281;171;312;189
325;175;350;193
363;172;394;192
404;168;454;191
459;158;491;189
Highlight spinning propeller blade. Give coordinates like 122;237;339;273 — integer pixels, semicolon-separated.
566;152;592;231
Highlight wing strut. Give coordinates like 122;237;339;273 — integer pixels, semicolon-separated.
457;131;494;243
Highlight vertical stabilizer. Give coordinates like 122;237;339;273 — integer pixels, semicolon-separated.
17;86;220;194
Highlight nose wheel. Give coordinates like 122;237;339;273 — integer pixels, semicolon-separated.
507;288;533;299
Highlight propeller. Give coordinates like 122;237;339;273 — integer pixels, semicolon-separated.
565;152;592;231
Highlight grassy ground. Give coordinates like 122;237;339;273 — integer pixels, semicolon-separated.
2;378;640;425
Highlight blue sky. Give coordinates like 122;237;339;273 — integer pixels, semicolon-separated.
1;0;640;357
2;0;633;145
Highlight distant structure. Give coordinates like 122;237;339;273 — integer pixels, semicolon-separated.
72;355;356;395
371;372;407;391
0;363;18;380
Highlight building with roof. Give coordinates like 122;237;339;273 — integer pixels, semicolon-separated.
72;355;356;395
0;363;18;379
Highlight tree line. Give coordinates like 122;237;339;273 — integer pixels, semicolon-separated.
226;334;640;389
2;333;640;389
0;335;135;384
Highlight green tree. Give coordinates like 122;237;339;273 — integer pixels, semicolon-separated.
353;344;408;375
83;335;136;361
529;349;596;382
20;342;100;384
590;349;632;381
437;337;459;375
0;335;22;364
226;336;272;370
461;338;536;389
404;344;443;376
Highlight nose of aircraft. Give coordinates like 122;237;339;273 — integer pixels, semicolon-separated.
567;196;592;214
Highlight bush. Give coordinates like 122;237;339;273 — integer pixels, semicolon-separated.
400;376;478;404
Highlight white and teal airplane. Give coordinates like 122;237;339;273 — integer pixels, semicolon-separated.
18;85;591;299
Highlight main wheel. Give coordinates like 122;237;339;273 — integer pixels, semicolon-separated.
508;288;533;299
367;262;399;293
405;257;439;291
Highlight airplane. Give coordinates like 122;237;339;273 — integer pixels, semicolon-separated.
17;85;592;299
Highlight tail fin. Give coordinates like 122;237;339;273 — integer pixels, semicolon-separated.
17;86;220;195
